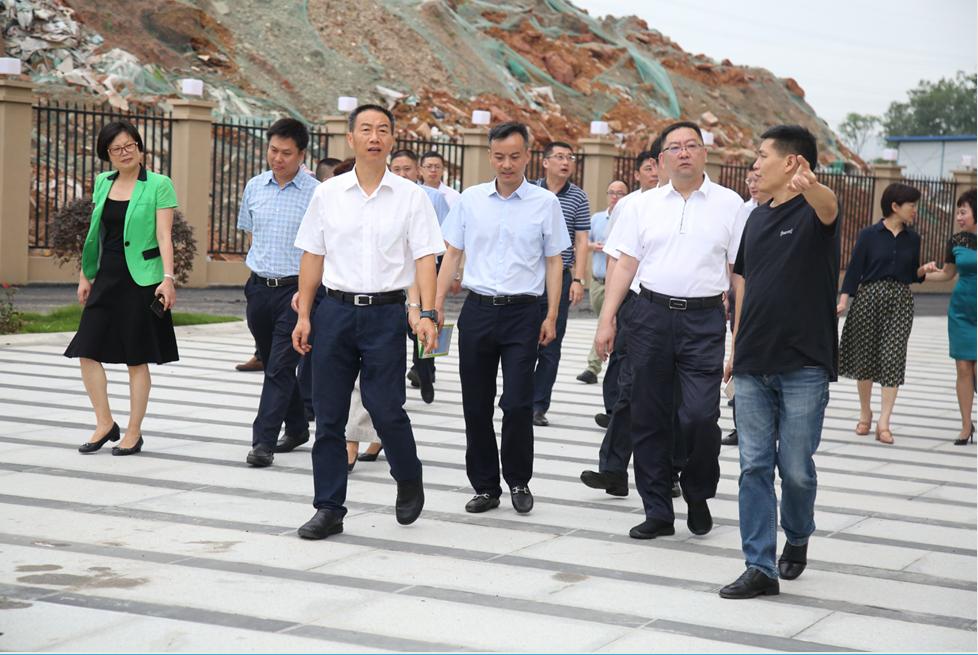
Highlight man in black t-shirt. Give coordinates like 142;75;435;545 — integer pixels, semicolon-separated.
719;125;840;600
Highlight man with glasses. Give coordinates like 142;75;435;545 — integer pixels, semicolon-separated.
596;121;749;539
531;141;591;427
420;150;460;208
577;180;629;385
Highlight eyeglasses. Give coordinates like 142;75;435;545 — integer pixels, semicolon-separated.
607;190;628;197
421;164;443;170
109;142;138;156
662;143;704;156
547;154;577;162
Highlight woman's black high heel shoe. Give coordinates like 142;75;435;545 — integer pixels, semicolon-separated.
953;425;975;446
357;446;384;462
111;435;143;456
78;423;120;453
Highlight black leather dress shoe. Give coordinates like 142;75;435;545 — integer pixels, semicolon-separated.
420;380;434;404
576;370;598;384
511;486;534;513
297;509;344;540
465;493;500;513
246;445;274;467
778;542;808;580
395;474;424;525
111;436;143;456
406;369;421;388
629;518;675;539
671;473;682;498
78;423;120;453
580;470;628;496
721;430;739;446
274;429;309;453
594;413;610;428
719;568;780;599
532;412;549;427
686;499;713;535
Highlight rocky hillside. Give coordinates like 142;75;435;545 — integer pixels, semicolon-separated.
2;0;859;164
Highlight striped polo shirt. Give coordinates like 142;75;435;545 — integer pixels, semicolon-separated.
534;178;591;268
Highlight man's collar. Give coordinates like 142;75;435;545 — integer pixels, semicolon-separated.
664;172;712;198
263;168;312;189
535;177;571;196
340;166;396;193
488;177;531;199
107;165;147;182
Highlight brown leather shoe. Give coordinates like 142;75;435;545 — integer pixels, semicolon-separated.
235;356;263;372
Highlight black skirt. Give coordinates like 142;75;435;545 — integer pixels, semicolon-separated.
64;247;179;366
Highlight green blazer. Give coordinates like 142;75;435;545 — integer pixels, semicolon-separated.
81;166;178;286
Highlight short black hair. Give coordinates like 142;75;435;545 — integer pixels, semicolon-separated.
96;120;143;162
348;103;395;133
317;157;341;168
659;121;703;145
390;149;418;162
420;150;445;165
333;158;356;176
543;140;573;158
635;150;654;168
267;117;309;151
760;125;818;170
880;183;921;217
957;188;976;217
649;134;664;160
488;122;530;147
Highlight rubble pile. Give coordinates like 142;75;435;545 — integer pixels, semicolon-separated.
2;0;861;165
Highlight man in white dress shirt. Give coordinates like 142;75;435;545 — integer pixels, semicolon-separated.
596;121;749;540
420;150;461;208
291;104;445;539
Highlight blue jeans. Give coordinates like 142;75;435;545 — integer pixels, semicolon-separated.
734;367;829;579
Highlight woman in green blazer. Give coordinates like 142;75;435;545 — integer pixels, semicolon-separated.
65;120;180;456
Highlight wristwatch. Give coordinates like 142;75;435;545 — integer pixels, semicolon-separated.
573;278;587;286
419;309;438;323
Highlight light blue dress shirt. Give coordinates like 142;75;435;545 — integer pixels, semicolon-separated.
421;184;451;225
589;209;610;280
237;169;318;278
441;178;570;296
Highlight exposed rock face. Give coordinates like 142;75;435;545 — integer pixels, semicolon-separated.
4;0;859;164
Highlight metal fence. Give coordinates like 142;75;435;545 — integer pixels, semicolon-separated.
31;100;173;249
208;120;329;256
395;137;465;192
718;165;973;265
527;149;586;188
615;154;638;191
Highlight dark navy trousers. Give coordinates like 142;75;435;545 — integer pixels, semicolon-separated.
458;294;539;496
627;296;724;522
245;277;322;450
532;268;572;414
309;295;422;514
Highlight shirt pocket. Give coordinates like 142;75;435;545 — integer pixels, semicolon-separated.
501;218;542;261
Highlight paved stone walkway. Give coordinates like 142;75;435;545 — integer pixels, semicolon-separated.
0;316;974;652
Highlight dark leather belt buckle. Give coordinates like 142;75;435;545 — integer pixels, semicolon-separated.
353;294;372;306
668;298;687;311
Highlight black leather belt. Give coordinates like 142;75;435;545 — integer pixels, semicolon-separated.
327;288;406;306
252;273;298;287
470;292;538;306
639;286;722;311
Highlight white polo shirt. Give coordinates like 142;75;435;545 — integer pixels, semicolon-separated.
603;186;665;293
610;174;749;298
294;168;445;293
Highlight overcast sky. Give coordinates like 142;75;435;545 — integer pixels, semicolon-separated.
575;0;977;131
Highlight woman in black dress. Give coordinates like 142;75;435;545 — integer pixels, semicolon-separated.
65;121;179;455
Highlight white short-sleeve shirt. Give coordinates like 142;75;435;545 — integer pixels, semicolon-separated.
294;168;445;292
612;174;749;297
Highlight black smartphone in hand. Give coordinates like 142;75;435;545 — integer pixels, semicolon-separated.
149;295;165;318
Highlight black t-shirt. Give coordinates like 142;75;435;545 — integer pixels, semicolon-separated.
732;194;840;380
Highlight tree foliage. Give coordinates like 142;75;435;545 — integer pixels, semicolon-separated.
837;112;880;155
882;71;977;137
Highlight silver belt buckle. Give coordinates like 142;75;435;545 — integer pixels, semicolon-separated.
354;294;372;306
266;277;279;288
668;297;687;311
491;296;507;306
